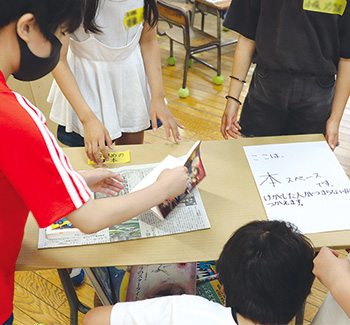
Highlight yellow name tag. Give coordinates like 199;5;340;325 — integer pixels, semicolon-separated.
303;0;347;15
88;150;131;165
124;8;144;29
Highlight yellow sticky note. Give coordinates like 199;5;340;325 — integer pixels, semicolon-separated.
303;0;347;15
124;8;144;29
88;150;131;165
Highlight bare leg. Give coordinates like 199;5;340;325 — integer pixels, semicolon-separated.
115;131;144;145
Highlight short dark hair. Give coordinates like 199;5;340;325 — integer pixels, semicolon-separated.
217;220;315;325
0;0;84;39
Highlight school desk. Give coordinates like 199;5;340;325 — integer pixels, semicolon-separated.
191;0;237;47
16;134;350;323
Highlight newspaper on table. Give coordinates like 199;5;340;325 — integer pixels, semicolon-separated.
38;162;210;249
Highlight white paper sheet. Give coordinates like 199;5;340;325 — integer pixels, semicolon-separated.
244;141;350;234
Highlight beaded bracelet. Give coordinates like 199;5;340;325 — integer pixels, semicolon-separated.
230;75;246;83
225;95;242;105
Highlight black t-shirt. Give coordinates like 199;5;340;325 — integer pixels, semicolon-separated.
223;0;350;75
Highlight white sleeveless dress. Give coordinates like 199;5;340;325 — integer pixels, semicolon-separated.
48;0;151;140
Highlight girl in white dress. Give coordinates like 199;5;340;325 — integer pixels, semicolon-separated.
49;0;183;165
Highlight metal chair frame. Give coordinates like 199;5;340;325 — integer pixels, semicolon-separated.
157;0;221;92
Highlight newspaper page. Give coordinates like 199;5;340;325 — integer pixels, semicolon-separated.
38;162;210;249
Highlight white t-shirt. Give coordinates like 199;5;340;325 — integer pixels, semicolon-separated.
110;295;236;325
311;291;350;325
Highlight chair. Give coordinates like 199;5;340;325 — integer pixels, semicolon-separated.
157;0;223;98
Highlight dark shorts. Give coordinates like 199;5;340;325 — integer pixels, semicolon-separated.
239;65;335;137
57;120;163;147
3;314;13;325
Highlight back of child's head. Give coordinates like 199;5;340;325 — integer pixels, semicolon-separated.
0;0;84;38
217;220;315;325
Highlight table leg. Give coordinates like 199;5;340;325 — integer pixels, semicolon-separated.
57;268;91;325
216;10;221;41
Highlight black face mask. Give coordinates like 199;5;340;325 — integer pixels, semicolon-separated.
13;33;62;81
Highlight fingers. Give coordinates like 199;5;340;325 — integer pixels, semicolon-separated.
99;170;124;183
221;100;242;139
99;139;109;164
319;246;340;258
221;116;229;139
151;115;158;132
110;172;124;183
326;135;338;151
325;119;339;152
105;131;113;149
172;119;183;142
226;124;241;139
233;120;242;131
150;102;183;143
94;173;124;195
164;123;172;141
329;248;340;257
86;134;114;166
85;142;99;166
91;143;103;167
156;117;182;143
177;120;185;129
168;120;182;143
106;177;124;192
221;117;241;139
98;187;120;196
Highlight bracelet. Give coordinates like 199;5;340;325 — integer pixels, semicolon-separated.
230;75;246;83
225;95;242;105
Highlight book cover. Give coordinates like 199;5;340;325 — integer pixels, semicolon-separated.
45;217;82;239
196;261;217;279
126;263;196;302
195;260;225;305
85;267;130;305
85;267;115;305
156;141;206;218
196;279;225;305
132;140;206;220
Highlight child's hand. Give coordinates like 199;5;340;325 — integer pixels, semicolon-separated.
156;167;188;199
326;117;340;151
149;98;184;143
313;247;350;317
83;117;113;166
221;99;242;139
313;247;349;290
79;169;124;195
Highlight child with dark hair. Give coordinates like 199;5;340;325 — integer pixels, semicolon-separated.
217;220;315;325
48;0;183;166
83;220;315;325
0;1;188;322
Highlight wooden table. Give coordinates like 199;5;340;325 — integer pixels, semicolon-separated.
17;134;350;272
16;134;350;324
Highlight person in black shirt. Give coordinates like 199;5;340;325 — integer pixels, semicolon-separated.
221;0;350;151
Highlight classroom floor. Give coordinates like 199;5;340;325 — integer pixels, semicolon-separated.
12;8;350;325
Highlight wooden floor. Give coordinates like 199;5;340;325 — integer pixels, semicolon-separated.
13;9;350;325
